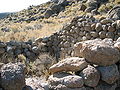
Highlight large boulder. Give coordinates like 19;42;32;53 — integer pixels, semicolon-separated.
48;72;84;89
80;65;100;87
0;63;26;90
49;57;88;73
97;64;119;84
107;5;120;20
73;39;120;66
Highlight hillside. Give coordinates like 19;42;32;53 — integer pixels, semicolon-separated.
0;0;119;42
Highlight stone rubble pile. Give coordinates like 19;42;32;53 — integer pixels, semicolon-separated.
48;39;120;90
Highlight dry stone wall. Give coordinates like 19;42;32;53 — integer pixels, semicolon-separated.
1;15;120;90
1;15;120;62
0;40;48;63
48;39;120;90
43;15;120;59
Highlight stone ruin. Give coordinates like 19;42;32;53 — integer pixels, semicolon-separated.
44;15;120;59
0;15;120;90
0;15;120;62
47;38;120;90
1;38;120;90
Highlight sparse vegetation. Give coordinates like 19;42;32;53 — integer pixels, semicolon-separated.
26;53;57;78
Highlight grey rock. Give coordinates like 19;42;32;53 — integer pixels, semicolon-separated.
0;42;6;48
103;38;114;46
80;65;100;87
90;31;98;38
0;48;5;54
84;25;92;31
1;63;26;90
114;42;120;50
73;39;120;66
49;84;86;90
91;23;96;30
116;20;120;28
97;64;119;84
48;72;84;88
102;25;108;31
100;19;113;24
99;31;106;39
116;37;120;42
21;43;28;48
32;46;39;53
26;52;36;60
49;57;88;73
95;23;102;31
85;33;91;39
106;32;114;39
15;49;22;55
25;77;48;90
108;26;115;32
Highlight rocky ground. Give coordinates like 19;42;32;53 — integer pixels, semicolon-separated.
0;0;120;90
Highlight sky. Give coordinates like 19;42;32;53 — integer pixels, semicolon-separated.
0;0;50;13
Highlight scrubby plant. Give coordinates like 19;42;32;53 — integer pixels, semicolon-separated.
26;53;57;78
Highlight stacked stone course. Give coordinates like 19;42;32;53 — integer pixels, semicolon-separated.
48;39;120;90
44;15;120;59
